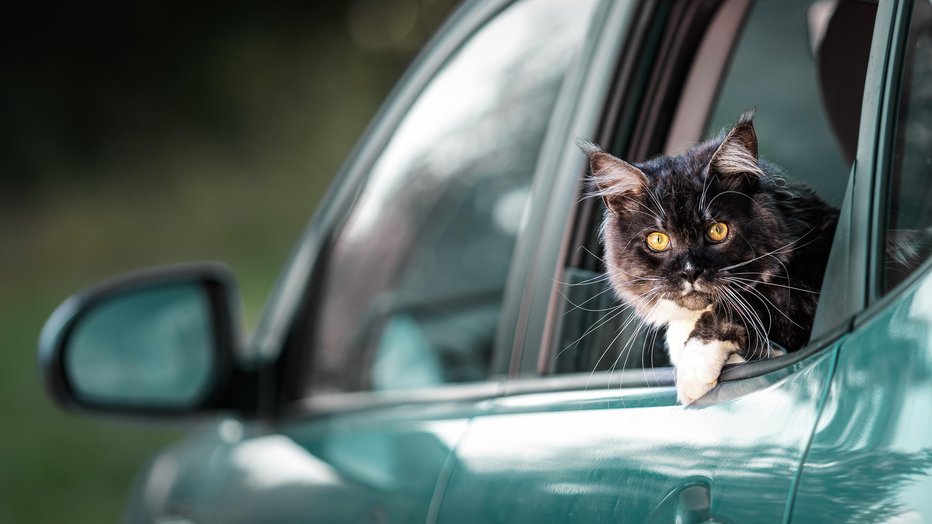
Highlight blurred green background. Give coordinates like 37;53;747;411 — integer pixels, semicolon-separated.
0;1;457;522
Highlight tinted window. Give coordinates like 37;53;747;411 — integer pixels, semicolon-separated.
304;0;597;393
883;0;932;292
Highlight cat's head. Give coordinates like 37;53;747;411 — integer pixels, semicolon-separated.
584;110;789;320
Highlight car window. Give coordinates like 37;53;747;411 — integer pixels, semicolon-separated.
883;0;932;293
552;0;875;376
707;0;869;207
302;0;598;394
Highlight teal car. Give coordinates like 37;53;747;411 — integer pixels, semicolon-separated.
39;0;932;522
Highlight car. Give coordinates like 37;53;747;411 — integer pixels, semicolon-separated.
38;0;932;522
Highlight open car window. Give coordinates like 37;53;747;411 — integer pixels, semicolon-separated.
551;0;876;377
300;0;598;395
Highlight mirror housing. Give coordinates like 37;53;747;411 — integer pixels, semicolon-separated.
39;263;251;417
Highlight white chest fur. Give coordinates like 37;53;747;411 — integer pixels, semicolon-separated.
641;299;708;367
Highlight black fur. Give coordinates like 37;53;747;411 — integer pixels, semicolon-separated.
585;112;839;359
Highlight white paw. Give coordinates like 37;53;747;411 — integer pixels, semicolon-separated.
675;339;739;405
676;373;718;405
725;353;746;365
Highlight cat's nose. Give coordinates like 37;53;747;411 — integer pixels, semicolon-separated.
680;264;702;283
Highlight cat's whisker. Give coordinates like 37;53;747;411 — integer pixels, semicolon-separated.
593;323;631;391
764;254;793;283
573;248;671;283
731;287;771;357
612;317;654;393
730;270;780;278
613;195;663;222
764;234;824;264
713;288;735;326
601;263;665;281
730;281;775;335
724;276;819;295
722;285;769;357
704;189;759;211
718;287;753;352
553;305;632;361
736;235;759;262
698;164;716;213
717;228;817;272
617;204;663;222
729;269;790;286
559;284;615;312
644;188;667;219
552;274;611;287
555;288;659;362
559;287;623;315
604;299;660;393
645;323;661;387
718;290;758;363
577;246;606;263
589;296;660;391
723;278;808;330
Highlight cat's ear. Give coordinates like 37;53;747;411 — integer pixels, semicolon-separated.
577;140;648;214
709;109;763;187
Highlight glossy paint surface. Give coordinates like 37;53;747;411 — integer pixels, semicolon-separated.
126;404;476;523
792;266;932;523
436;349;839;523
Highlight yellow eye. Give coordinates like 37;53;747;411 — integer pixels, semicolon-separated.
646;232;670;252
706;222;729;242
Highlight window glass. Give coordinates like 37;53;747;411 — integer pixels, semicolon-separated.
707;0;870;206
883;1;932;292
553;0;875;375
305;0;598;394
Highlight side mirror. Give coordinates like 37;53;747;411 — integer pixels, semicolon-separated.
39;263;244;416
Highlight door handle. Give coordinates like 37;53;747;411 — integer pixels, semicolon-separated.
648;478;728;524
676;483;727;524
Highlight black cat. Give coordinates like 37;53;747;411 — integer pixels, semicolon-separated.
582;110;839;404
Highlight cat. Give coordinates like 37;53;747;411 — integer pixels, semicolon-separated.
581;110;839;404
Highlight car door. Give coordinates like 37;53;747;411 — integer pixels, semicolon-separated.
792;1;932;521
121;1;604;523
433;1;886;522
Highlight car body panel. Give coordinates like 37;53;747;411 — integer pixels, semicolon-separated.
791;263;932;523
125;395;492;523
194;411;468;523
435;344;840;523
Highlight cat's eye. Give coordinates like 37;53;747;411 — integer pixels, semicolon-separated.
645;232;670;252
706;222;729;242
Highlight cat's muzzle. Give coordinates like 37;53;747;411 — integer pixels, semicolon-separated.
674;289;713;310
